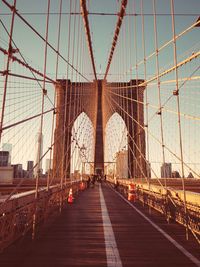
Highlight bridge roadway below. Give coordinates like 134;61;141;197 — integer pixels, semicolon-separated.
0;182;200;267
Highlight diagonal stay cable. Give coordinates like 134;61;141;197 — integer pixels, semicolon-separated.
80;0;97;80
0;19;54;107
104;0;128;80
2;0;91;82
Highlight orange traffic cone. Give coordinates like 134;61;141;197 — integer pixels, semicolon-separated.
128;184;136;202
68;188;74;204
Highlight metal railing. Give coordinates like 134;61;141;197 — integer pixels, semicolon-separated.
107;177;200;243
0;180;86;251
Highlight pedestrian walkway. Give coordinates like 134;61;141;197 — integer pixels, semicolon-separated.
0;183;199;267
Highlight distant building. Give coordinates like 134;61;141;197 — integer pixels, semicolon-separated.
187;172;194;178
23;169;27;178
161;163;172;178
12;164;23;178
27;160;34;178
116;150;128;178
2;143;12;165
0;151;9;167
34;132;43;177
45;159;52;174
172;170;181;178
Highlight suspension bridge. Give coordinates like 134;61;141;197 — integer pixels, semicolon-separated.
0;0;200;266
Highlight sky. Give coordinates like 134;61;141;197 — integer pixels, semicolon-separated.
1;0;199;77
0;0;200;178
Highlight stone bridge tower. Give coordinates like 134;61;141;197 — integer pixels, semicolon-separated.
53;79;147;180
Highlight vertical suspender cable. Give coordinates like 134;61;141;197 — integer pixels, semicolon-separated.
133;0;143;178
128;6;135;178
47;0;63;191
141;0;150;181
63;0;72;184
152;0;166;186
32;0;51;240
0;0;16;143
67;19;75;183
66;0;77;183
76;26;83;174
54;0;64;213
72;2;80;175
170;0;188;240
126;7;132;178
122;22;132;178
115;44;121;175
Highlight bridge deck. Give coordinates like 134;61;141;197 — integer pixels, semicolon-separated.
0;183;199;267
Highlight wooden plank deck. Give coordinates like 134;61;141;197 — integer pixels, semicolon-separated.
0;182;199;267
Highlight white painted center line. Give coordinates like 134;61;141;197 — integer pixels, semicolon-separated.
99;184;123;267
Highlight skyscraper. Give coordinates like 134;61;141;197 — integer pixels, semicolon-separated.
2;143;12;165
45;158;52;174
13;164;23;178
0;151;9;167
27;160;34;178
34;132;43;177
161;163;172;178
